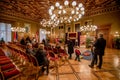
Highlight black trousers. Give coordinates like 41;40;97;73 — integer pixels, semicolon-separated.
40;61;49;74
90;54;98;66
75;55;80;61
42;64;49;74
97;55;103;68
69;53;72;59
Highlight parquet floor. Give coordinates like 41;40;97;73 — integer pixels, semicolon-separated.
38;48;120;80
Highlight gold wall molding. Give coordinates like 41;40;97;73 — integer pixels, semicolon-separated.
84;5;120;17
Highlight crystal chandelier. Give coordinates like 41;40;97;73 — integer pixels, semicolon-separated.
48;0;85;23
80;25;97;32
40;19;59;27
11;27;26;32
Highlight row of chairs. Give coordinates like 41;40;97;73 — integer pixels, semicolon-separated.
0;49;21;80
0;43;68;80
7;44;42;80
44;46;68;68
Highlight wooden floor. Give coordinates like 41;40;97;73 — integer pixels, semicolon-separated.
37;48;120;80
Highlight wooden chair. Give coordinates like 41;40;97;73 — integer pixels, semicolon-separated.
0;63;16;72
48;51;59;69
0;59;12;66
1;68;21;80
22;55;42;80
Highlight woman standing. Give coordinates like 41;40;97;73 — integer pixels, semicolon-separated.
67;39;74;59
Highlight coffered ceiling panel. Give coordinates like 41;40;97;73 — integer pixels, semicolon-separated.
0;0;118;22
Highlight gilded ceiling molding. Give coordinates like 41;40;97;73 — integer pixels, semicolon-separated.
0;0;119;21
84;5;120;17
0;12;39;24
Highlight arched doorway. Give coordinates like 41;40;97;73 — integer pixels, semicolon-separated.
97;24;111;48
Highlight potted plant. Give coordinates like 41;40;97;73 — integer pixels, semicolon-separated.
113;37;120;49
86;37;92;48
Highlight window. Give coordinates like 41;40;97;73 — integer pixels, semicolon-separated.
0;23;11;42
39;29;46;43
75;23;80;32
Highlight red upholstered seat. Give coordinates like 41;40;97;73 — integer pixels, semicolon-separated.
0;57;11;61
53;48;58;54
44;46;48;50
1;63;16;71
0;56;8;58
0;60;12;65
48;51;59;61
3;69;20;79
58;49;68;56
48;47;52;50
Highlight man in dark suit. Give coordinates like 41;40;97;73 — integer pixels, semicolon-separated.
93;34;106;69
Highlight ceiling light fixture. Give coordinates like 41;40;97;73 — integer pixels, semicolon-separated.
80;25;97;32
48;0;85;24
40;19;59;27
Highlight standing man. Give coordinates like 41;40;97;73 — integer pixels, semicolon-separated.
67;39;74;59
94;34;106;69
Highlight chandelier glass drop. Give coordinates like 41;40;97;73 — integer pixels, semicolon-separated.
80;25;97;32
48;0;85;23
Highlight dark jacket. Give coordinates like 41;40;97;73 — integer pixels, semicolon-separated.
67;40;74;54
35;48;49;66
94;38;106;55
20;38;26;45
26;48;36;55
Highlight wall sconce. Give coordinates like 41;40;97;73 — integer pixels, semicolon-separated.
114;31;120;37
41;30;50;34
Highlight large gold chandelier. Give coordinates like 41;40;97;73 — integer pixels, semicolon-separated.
48;0;85;23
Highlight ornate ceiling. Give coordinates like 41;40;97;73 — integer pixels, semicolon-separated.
0;0;119;22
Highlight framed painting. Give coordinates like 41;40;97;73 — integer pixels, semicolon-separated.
68;32;77;39
24;23;30;33
66;24;71;32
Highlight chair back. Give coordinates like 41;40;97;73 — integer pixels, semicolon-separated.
29;55;39;67
0;48;5;56
48;51;55;58
58;49;65;53
53;48;58;54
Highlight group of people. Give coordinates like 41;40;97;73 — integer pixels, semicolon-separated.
25;42;49;75
89;34;106;69
67;34;106;69
20;33;107;75
20;36;37;47
67;39;81;62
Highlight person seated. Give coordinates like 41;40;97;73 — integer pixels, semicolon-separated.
35;44;49;75
26;43;36;55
